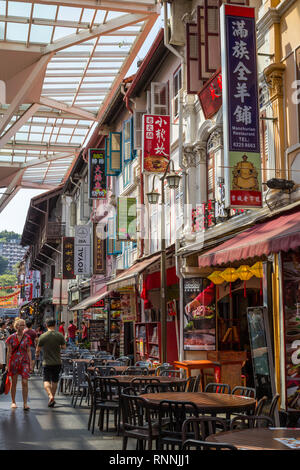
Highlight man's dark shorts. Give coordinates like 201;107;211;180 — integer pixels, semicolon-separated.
43;365;61;383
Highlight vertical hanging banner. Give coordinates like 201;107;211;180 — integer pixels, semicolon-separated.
143;114;170;172
220;4;262;209
62;237;76;279
93;224;106;274
74;225;91;276
117;197;137;241
88;148;106;199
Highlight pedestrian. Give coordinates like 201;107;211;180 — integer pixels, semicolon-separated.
35;318;66;408
5;317;32;410
24;319;38;373
58;321;65;337
6;320;15;336
81;321;88;343
67;320;77;346
0;320;9;371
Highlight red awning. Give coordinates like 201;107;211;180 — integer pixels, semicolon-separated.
198;209;300;267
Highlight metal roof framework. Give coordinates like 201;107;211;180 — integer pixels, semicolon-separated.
0;0;160;212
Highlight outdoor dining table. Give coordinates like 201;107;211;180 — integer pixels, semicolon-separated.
206;427;300;450
139;392;256;416
94;375;187;389
87;365;157;375
173;360;221;390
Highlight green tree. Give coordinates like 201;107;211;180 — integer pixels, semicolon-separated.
0;255;8;275
0;230;21;242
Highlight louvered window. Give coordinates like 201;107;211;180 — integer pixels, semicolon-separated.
151;82;169;115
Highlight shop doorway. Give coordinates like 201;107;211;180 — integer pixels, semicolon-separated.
124;322;134;357
217;288;262;388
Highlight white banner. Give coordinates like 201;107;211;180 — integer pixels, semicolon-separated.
74;225;91;275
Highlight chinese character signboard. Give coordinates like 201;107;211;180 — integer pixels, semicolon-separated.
93;224;106;274
74;225;91;276
62;237;75;279
143;114;170;172
197;69;222;119
220;5;262;208
117;197;137;241
88;148;106;199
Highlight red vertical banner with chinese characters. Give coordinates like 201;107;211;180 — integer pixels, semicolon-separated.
142;114;170;172
62;237;76;279
88;148;107;199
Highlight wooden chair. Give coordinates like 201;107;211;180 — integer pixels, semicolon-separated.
183;439;238;450
205;382;231;394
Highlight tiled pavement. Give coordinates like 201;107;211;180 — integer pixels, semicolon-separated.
0;373;132;451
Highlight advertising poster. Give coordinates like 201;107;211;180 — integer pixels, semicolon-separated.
143;114;170;172
88;148;106;199
220;4;262;209
120;288;136;322
282;250;300;410
183;278;216;351
74;225;91;276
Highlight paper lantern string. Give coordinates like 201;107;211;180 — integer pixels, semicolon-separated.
220;268;238;298
207;271;224;300
236;265;253;298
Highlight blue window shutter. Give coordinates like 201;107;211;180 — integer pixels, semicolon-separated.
109;132;122;173
123;119;132;163
105;136;118;176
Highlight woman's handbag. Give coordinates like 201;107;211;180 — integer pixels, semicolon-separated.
4;374;11;394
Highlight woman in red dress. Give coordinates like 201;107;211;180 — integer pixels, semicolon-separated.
6;317;32;410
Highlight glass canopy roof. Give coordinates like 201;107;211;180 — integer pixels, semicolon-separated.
0;0;160;209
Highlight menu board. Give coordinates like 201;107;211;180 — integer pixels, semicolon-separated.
282;250;300;410
88;319;105;342
183;278;216;351
247;306;273;399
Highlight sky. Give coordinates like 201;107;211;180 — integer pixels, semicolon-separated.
0;10;164;236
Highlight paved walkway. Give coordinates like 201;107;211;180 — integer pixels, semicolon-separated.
0;373;130;451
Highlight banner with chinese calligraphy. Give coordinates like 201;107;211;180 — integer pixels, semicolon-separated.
62;237;76;279
220;5;262;209
197;69;222;119
117;197;137;241
93;224;106;274
143;114;170;172
88;148;107;199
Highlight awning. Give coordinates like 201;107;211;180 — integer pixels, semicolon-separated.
106;254;161;290
198;208;300;267
70;286;111;311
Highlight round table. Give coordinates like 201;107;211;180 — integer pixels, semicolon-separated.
207;427;300;450
98;375;186;389
139;392;256;415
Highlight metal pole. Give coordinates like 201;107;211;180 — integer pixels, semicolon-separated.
160;176;167;364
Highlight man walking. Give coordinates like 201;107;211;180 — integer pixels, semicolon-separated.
36;318;66;407
67;320;77;346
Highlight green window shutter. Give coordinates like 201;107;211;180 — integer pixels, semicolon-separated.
117;197;137;242
107;216;122;255
109;131;122;173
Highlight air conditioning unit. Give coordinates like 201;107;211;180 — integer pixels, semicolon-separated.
170;0;192;46
70;201;76;226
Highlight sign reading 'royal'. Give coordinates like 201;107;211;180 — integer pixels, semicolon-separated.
221;5;262;209
74;225;91;276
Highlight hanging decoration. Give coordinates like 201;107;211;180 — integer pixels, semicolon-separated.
208;271;225;300
220;267;238;297
236;265;253;298
0;283;32;291
0;290;20;300
250;261;263;298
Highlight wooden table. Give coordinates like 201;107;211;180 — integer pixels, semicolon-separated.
87;366;156;375
207;427;300;450
140;392;256;415
96;375;187;389
173;360;221;390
